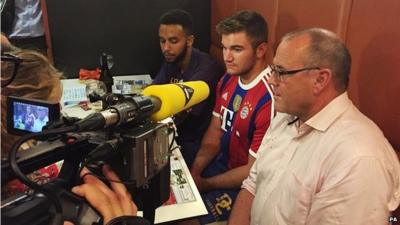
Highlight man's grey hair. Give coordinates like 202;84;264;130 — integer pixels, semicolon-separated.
282;28;351;91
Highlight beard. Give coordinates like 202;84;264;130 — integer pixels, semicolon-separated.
165;45;187;65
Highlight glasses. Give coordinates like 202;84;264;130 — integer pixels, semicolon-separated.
270;64;320;81
1;53;22;87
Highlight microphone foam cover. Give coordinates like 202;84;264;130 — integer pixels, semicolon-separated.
142;81;209;121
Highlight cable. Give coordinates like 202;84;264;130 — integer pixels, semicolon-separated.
168;124;176;153
8;125;77;225
80;161;138;186
169;145;181;152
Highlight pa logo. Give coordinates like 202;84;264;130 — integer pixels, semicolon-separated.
389;216;398;223
175;84;194;106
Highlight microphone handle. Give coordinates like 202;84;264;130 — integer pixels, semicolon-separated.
149;96;161;113
75;95;160;132
74;113;107;131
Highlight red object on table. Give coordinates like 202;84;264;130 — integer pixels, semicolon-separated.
79;68;101;80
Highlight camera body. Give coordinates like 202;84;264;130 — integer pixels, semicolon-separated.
2;94;172;225
112;122;170;187
7;96;60;135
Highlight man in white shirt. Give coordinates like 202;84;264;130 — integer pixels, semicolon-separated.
2;0;47;53
32;107;48;132
228;28;400;225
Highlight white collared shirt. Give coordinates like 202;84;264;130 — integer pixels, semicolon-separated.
242;92;400;225
9;0;44;38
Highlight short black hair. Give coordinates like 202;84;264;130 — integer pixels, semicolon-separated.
159;9;193;35
216;10;268;49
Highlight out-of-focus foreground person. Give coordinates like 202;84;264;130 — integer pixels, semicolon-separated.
1;46;150;225
1;48;62;197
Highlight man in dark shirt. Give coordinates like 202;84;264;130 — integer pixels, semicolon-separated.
153;9;223;168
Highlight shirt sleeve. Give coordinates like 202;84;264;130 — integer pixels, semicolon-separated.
249;99;273;155
242;122;273;196
187;62;224;116
242;156;258;196
152;63;169;84
212;74;227;118
307;156;399;225
189;61;223;91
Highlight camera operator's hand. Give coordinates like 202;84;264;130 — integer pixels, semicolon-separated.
69;165;138;224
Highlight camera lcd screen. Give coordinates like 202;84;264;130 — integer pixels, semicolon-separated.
7;96;60;135
13;102;50;132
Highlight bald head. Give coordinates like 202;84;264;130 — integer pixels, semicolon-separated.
281;28;351;92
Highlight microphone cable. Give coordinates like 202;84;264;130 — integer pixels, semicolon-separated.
8;125;77;225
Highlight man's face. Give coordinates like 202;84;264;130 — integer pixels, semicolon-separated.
221;31;258;77
159;24;191;64
269;36;316;117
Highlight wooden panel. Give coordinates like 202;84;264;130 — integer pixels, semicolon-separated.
275;0;352;45
209;0;236;64
210;0;236;46
346;0;400;150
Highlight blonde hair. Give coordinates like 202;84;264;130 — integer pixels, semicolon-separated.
1;50;63;154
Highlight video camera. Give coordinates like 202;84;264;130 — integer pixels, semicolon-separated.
1;81;209;225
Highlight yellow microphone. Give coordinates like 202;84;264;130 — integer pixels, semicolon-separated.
142;81;210;121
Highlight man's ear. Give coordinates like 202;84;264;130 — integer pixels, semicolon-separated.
187;35;194;47
256;42;268;59
313;68;332;94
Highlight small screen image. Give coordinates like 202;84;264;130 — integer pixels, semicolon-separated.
13;102;49;133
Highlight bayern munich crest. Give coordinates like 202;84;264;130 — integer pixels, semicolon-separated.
240;102;253;119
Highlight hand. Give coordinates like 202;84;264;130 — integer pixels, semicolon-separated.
67;165;137;225
191;165;206;192
192;174;212;193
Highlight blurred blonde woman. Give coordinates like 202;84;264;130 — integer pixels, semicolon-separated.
1;48;63;198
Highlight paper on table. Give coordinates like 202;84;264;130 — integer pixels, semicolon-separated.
60;79;87;108
112;74;153;94
153;123;208;223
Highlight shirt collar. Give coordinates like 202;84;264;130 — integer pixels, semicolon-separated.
305;92;352;132
238;66;271;90
183;48;199;74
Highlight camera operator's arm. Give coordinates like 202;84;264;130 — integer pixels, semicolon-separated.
66;165;150;225
190;115;221;191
